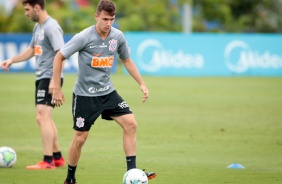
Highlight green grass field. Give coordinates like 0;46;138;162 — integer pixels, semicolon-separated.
0;73;282;184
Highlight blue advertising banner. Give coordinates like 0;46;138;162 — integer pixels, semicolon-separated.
0;34;117;73
124;33;282;76
1;33;281;76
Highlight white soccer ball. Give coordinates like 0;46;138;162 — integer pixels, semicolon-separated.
0;146;17;168
123;168;148;184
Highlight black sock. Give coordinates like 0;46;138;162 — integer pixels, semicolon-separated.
43;155;53;163
126;156;136;171
66;164;77;181
53;151;62;160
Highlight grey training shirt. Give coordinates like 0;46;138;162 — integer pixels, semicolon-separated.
60;25;130;97
30;16;64;80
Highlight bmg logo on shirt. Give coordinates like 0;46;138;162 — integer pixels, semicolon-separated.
34;45;43;56
91;56;114;68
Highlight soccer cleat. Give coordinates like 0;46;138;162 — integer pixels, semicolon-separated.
54;157;66;167
64;179;76;184
26;161;55;170
143;169;157;180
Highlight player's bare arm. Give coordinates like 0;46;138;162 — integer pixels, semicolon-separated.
122;57;149;103
0;47;34;71
50;51;65;107
49;51;66;94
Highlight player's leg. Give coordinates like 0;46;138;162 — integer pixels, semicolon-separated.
37;104;54;156
26;79;64;170
51;119;60;152
26;104;56;170
69;131;89;166
112;114;137;157
65;94;101;184
64;130;89;184
112;114;137;170
104;91;157;180
51;119;66;166
100;91;137;170
51;78;65;166
113;114;157;180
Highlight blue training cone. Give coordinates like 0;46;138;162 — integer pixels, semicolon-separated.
227;163;245;169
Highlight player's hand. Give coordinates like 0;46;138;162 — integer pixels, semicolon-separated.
140;84;149;103
0;59;13;71
51;88;65;107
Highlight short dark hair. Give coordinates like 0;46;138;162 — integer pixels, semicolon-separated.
96;0;116;16
22;0;45;9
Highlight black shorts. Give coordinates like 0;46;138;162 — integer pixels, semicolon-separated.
35;78;63;107
72;90;132;131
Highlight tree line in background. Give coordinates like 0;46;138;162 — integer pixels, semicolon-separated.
0;0;281;33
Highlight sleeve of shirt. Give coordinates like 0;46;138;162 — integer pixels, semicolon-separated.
46;26;64;52
29;24;37;48
118;33;130;60
29;35;35;49
60;32;85;59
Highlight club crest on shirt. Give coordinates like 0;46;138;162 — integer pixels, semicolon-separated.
109;39;117;52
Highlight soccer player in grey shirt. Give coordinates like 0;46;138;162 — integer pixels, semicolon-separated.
0;0;65;169
50;0;157;183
